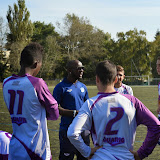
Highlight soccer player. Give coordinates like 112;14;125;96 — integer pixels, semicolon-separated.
67;60;160;160
53;60;90;160
3;42;59;160
156;56;160;145
156;56;160;114
0;130;12;159
114;65;133;95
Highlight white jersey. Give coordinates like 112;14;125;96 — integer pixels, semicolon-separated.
3;74;59;160
115;83;133;95
68;92;160;160
0;131;12;155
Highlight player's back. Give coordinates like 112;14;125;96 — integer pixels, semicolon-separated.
90;92;136;159
3;74;51;160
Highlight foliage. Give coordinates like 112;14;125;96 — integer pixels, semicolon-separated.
32;21;61;79
0;0;158;80
6;0;33;72
32;21;59;46
109;28;151;76
39;35;62;79
57;13;106;78
150;33;160;77
0;17;10;82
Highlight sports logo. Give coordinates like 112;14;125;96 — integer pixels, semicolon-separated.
67;89;72;92
80;87;85;92
103;136;125;146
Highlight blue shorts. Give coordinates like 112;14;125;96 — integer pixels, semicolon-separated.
59;129;90;160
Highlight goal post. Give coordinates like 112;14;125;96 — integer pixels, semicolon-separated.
124;75;150;86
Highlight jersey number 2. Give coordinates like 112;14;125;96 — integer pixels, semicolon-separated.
8;90;24;115
104;107;124;135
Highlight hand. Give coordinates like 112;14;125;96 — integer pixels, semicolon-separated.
157;101;160;114
130;150;141;160
88;146;102;160
157;106;160;114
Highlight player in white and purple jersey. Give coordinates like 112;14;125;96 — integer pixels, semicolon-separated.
156;56;160;145
3;43;59;160
67;60;160;160
156;56;160;114
114;65;133;95
0;130;12;160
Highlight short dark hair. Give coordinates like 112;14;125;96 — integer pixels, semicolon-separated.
117;65;124;73
66;60;80;70
20;42;43;67
96;60;117;85
157;56;160;61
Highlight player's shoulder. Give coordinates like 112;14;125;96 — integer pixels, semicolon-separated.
122;83;133;90
77;80;87;89
54;78;66;89
0;131;12;140
27;75;46;86
120;93;139;104
122;83;131;88
3;75;15;87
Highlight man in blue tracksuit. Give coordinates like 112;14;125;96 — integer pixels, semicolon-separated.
53;60;90;160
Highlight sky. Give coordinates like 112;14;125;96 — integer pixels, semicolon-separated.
1;0;160;41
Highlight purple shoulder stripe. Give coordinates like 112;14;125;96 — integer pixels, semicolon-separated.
3;77;17;88
121;94;137;106
90;92;117;111
27;75;59;120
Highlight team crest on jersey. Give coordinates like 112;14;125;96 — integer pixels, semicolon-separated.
67;89;72;92
12;81;20;86
80;87;85;92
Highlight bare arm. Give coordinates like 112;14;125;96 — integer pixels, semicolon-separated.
58;106;78;117
88;146;102;159
157;99;160;114
130;150;141;160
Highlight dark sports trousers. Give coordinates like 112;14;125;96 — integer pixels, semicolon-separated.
59;129;90;160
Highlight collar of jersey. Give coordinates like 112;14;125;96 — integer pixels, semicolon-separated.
97;91;118;95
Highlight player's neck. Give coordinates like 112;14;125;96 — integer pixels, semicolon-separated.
67;75;78;84
98;84;116;93
18;67;34;76
114;82;122;88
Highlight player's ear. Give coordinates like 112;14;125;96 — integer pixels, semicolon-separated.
96;75;100;84
31;61;38;69
114;76;118;83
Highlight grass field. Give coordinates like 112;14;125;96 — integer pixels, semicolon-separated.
0;85;160;160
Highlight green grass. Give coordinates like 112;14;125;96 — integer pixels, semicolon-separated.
0;85;160;160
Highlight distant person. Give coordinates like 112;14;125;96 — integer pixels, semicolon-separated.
114;65;133;95
53;60;90;160
3;42;59;160
67;60;160;160
0;130;12;160
156;56;160;114
156;56;160;145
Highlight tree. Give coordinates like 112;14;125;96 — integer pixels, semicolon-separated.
32;21;61;79
110;28;151;76
6;0;33;72
150;32;160;77
32;21;59;45
0;17;10;81
57;13;106;79
39;35;62;79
